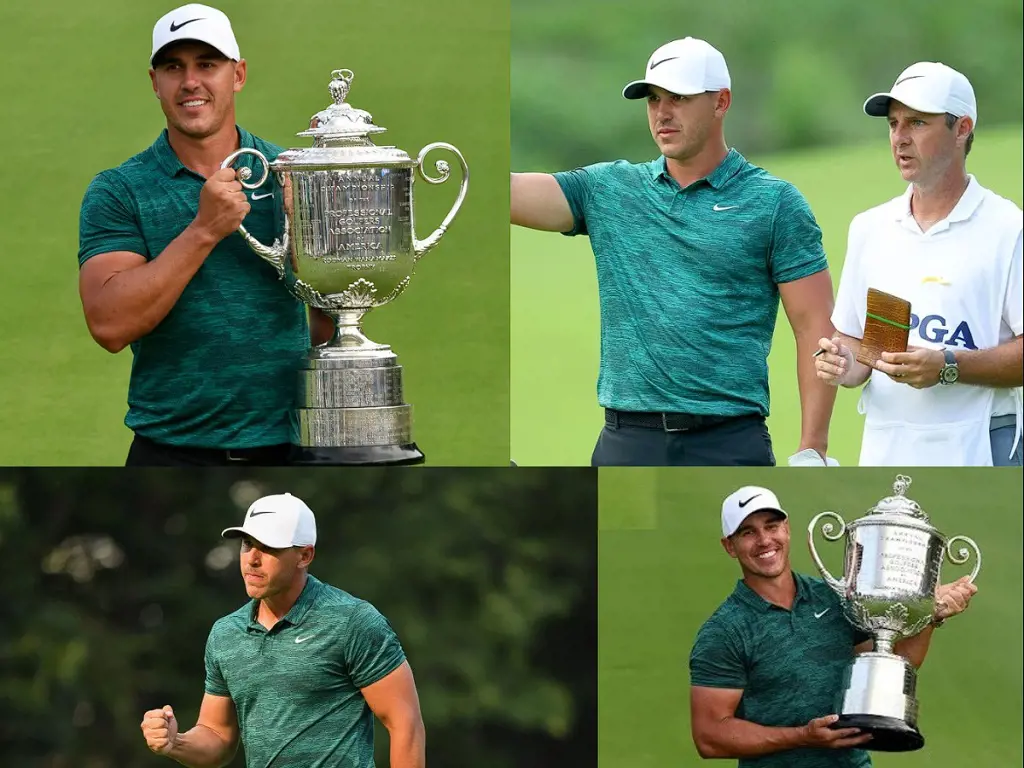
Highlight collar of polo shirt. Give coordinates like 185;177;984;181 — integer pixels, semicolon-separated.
653;148;745;189
246;574;322;631
894;175;985;234
733;571;818;612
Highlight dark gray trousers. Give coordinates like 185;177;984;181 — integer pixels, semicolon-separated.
590;414;775;467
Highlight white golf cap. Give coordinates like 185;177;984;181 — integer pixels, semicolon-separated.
721;486;787;538
622;37;731;100
221;493;317;549
863;62;977;127
151;4;240;67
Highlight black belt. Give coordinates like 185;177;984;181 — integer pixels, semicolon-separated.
604;409;737;433
133;434;291;464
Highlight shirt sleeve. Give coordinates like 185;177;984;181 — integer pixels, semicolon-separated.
831;215;867;339
78;171;148;266
343;602;408;689
768;182;829;284
689;618;747;689
1003;229;1023;336
203;625;230;697
552;166;599;236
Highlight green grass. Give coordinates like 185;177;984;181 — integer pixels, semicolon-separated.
0;0;510;466
511;129;1024;466
598;467;1024;767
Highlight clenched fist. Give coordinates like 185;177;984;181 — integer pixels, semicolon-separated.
141;705;179;755
193;168;251;243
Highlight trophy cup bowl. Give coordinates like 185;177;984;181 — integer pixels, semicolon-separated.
220;69;468;465
807;475;980;752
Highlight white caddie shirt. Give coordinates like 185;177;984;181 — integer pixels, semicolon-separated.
833;175;1023;466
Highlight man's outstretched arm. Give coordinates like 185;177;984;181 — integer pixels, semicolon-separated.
511;173;574;232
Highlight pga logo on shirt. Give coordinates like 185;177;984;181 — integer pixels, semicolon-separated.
909;313;977;350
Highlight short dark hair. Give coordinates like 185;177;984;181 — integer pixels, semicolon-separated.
945;113;974;157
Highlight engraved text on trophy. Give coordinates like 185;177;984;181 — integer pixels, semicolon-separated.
296;169;411;265
873;528;931;592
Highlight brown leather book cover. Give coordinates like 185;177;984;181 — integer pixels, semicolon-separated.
857;288;912;367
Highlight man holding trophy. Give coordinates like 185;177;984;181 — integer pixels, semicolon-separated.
689;481;978;766
77;4;333;466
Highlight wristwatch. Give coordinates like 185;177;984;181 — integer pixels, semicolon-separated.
938;349;959;385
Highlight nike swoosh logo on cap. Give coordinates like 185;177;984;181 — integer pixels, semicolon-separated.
894;75;925;86
170;18;204;32
649;56;678;70
249;510;276;517
738;494;761;508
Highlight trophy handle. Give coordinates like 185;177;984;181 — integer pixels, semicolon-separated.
412;142;469;260
807;511;847;595
945;535;981;582
219;148;287;278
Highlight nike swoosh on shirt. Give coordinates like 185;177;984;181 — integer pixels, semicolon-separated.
814;608;831;619
713;204;739;212
252;191;273;200
294;635;316;644
170;18;204;32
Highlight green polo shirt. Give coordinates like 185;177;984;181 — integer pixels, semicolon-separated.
689;572;872;768
204;575;407;768
554;150;827;416
77;127;308;448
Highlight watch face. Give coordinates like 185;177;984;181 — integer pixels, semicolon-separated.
941;366;959;384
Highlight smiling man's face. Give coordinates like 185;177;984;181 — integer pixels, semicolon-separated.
149;41;245;140
722;509;791;579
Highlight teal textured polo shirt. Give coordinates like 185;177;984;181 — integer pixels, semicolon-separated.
690;572;872;768
554;150;827;415
78;127;308;448
204;575;407;768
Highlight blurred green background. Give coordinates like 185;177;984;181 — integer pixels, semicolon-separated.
0;0;509;466
598;467;1023;768
0;467;597;768
510;0;1024;466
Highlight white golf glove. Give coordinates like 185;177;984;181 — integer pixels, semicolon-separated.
787;448;840;467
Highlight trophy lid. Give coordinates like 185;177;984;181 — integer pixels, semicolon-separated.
272;68;412;168
860;474;934;526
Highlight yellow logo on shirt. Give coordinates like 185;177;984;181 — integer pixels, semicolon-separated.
921;276;951;286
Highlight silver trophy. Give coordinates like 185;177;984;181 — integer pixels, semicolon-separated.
807;475;980;752
220;69;468;465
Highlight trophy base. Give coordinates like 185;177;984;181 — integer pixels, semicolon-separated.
832;714;924;752
294;346;424;463
290;443;424;466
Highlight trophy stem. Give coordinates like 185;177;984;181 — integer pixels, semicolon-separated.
873;630;897;655
321;309;390;354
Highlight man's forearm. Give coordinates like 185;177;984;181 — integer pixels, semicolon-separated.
167;725;236;768
696;717;808;758
893;624;935;670
309;308;335;346
87;224;217;352
955;336;1024;387
388;720;426;768
795;331;836;455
